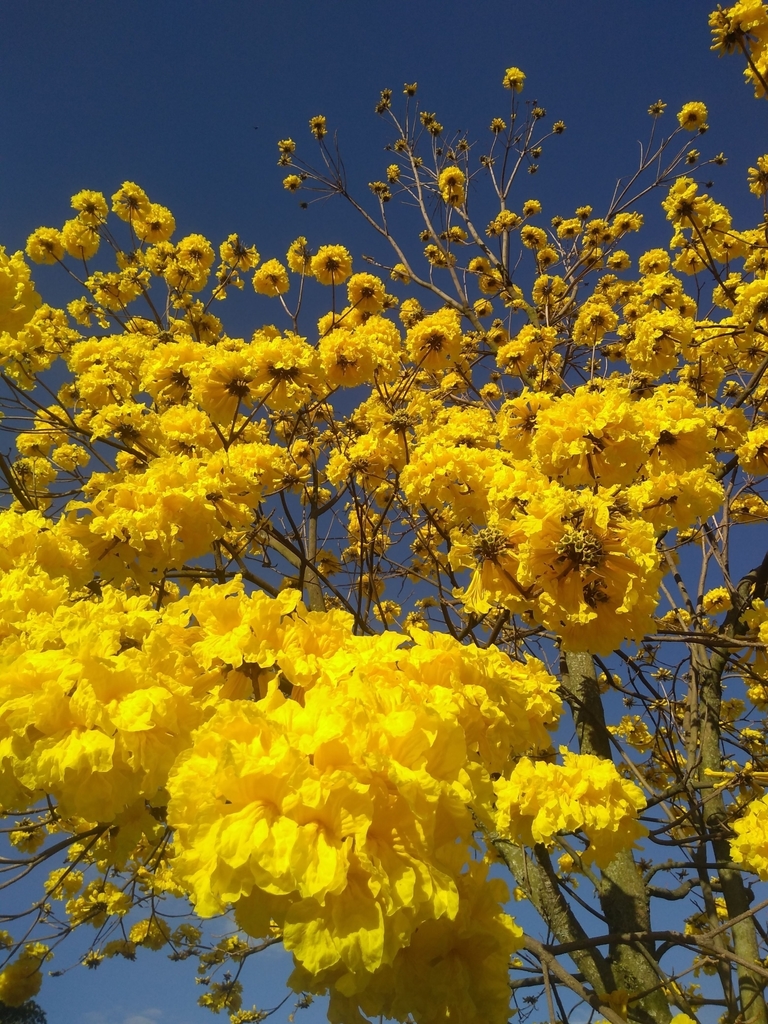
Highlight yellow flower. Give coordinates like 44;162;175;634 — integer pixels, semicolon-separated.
638;248;670;275
70;189;108;225
220;234;259;270
731;792;768;878
308;114;327;139
702;586;732;614
319;317;400;389
606;250;631;271
520;225;547;250
612;211;643;234
572;300;618;346
738;423;768;475
554;857;576;883
627;466;723;532
310;244;352;285
46;867;84;899
61;218;100;261
494;749;647;865
556;217;581;239
25;227;65;265
710;2;768;95
253;258;290;296
162;235;215;292
437;166;465;206
676;101;708;131
625;308;691;378
129;917;171;950
0;945;50;1006
176;233;215;273
517;484;662;653
85;270;144;311
286;236;312;273
609;715;654;752
424;243;455;268
249;330;321;411
406;308;462;371
0;247;40;337
748;155;768;196
527;382;647;487
111;181;151;221
487;210;522;236
502;66;526;92
163;601;551;1023
134;203;176;243
346;272;386;313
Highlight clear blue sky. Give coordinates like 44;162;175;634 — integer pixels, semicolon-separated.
1;3;765;1022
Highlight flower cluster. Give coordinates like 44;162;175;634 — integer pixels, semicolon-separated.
3;18;768;1022
494;750;647;867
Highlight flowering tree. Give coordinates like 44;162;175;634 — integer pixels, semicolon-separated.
2;4;768;1024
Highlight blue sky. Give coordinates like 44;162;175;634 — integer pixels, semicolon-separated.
2;1;765;287
1;2;767;1022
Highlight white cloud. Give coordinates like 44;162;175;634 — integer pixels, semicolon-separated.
83;1010;163;1024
